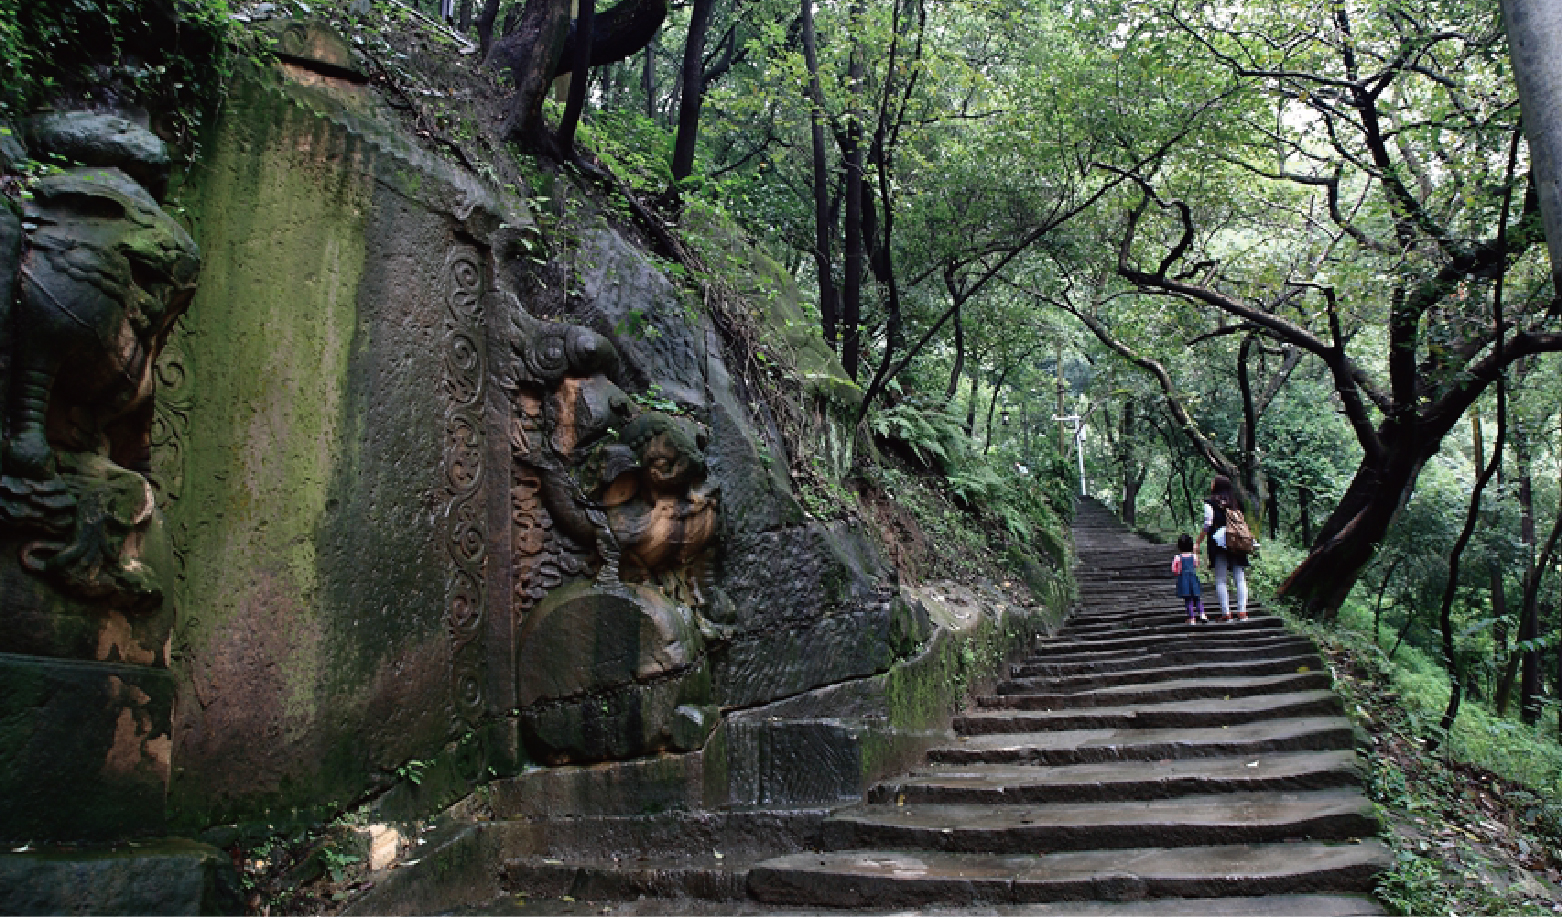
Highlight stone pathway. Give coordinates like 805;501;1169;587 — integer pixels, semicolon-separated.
744;497;1390;913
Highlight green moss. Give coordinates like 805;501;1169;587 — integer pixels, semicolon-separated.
174;84;366;642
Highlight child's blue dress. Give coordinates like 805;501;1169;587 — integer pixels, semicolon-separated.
1175;554;1201;598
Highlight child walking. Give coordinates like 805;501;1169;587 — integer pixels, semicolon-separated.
1172;534;1207;624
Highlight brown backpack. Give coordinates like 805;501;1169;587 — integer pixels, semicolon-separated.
1222;506;1256;554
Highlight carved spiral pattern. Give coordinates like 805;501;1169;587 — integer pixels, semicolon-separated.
526;330;570;383
447;252;484;322
446;415;482;492
150;332;192;561
453;666;484;721
447;568;483;634
442;246;488;733
444;334;482;406
450;495;485;566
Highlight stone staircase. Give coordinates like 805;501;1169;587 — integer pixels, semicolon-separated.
744;497;1390;913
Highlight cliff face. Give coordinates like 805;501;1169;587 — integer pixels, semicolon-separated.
155;18;923;832
0;10;1062;852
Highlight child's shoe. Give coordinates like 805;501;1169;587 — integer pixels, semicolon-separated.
1198;613;1209;623
1222;613;1234;622
1238;612;1249;621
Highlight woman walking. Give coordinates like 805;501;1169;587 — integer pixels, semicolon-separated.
1196;475;1250;621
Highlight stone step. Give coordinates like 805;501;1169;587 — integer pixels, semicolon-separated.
1061;616;1283;637
820;789;1379;853
1040;618;1288;639
1002;655;1325;693
927;716;1357;766
979;670;1333;708
955;690;1342;734
1029;630;1309;659
501;855;748;902
1012;644;1321;678
870;751;1362;806
748;842;1391;907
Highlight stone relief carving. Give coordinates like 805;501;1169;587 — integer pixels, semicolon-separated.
598;412;719;603
490;284;724;763
0;116;198;612
444;246;489;732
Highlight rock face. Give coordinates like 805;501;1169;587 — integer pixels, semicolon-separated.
117;15;904;830
0;13;1053;848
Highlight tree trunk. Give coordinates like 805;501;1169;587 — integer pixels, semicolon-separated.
983;363;1012;454
459;0;473;31
1500;0;1562;293
556;0;596;154
1278;423;1439;619
669;0;714;181
1299;486;1312;547
642;37;656;119
1119;400;1140;525
476;0;502;55
1236;334;1270;532
1427;383;1506;751
1515;429;1540;722
491;0;574;151
800;0;838;349
964;365;980;437
837;0;866;381
946;309;965;400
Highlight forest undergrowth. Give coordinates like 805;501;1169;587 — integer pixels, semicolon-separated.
1246;544;1562;915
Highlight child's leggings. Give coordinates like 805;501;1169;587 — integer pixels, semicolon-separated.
1184;597;1203;618
1211;553;1248;617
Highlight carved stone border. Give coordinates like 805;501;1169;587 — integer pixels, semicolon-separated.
443;246;487;733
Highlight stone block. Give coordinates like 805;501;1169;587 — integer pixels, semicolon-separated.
0;654;174;844
361;824;401;871
517;583;713;763
0;838;241;915
489;729;725;820
23;112;170;198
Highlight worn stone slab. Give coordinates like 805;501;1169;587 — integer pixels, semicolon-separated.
928;716;1357;765
0;839;242;915
981;671;1333;709
749;841;1391;906
821;790;1379;852
870;750;1363;805
1027;633;1316;661
955;690;1341;734
1004;654;1325;687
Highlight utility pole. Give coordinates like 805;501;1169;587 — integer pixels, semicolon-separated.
1055;340;1066;452
1053;413;1087;496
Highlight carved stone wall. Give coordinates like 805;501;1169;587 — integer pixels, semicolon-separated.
155;40;524;829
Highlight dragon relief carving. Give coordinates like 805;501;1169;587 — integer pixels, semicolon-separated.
492;290;721;625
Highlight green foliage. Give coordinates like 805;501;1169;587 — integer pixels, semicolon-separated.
1375;847;1451;917
395;758;428;785
869;399;968;470
866;393;1072;584
0;0;231;133
318;845;360;884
